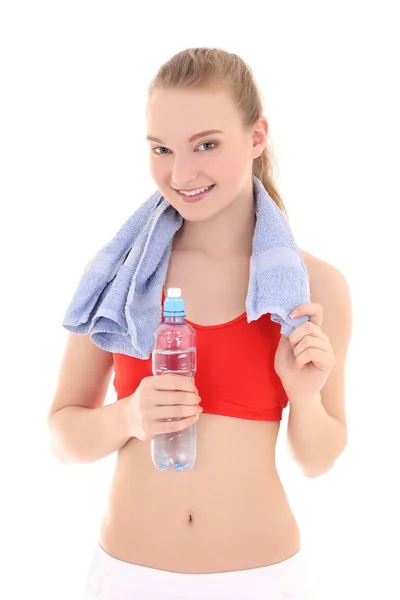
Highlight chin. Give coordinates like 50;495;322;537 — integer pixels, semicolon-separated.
178;210;214;223
175;200;228;223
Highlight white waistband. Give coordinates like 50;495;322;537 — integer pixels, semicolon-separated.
88;543;310;594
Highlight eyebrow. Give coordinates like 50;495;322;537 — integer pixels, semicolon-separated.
146;129;225;144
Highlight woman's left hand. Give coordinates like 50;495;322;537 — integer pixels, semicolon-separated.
274;303;336;401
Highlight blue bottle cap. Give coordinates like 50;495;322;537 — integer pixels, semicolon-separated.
164;287;186;317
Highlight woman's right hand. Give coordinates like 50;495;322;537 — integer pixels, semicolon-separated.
129;374;202;441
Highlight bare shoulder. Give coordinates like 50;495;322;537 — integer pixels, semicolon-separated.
300;248;336;279
300;249;352;366
300;249;351;307
300;249;352;426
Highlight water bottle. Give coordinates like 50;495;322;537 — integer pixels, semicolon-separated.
151;287;197;472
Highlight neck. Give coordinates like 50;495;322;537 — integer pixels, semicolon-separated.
174;178;256;258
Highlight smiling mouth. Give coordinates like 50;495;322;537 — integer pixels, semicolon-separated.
175;184;216;203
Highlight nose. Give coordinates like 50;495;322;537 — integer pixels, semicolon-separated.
171;156;199;189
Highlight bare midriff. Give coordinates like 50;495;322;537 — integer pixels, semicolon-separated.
99;413;301;574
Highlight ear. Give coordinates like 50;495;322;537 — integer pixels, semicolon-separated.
251;116;268;159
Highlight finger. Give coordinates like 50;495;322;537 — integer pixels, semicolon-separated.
291;303;323;328
152;390;201;406
154;404;203;420
157;414;199;435
294;348;331;371
292;334;329;358
289;321;327;348
151;374;197;393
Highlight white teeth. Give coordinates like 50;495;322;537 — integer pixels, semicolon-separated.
179;185;212;196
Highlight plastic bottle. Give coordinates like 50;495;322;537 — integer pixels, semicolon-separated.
151;288;197;471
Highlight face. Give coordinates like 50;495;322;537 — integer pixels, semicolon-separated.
146;87;267;222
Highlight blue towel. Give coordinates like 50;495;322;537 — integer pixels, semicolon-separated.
62;176;310;358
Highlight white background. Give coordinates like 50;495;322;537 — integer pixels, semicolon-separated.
1;2;399;598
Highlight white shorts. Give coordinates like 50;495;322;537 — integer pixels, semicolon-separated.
85;543;314;599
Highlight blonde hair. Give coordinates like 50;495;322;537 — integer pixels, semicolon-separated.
148;47;288;219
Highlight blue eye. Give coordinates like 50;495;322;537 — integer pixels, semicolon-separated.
153;147;170;155
197;142;215;151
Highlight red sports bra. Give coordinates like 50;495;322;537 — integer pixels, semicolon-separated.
112;297;288;422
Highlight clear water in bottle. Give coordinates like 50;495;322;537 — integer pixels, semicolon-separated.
151;288;197;472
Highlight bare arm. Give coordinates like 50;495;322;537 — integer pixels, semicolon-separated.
47;258;135;463
287;256;352;477
47;330;134;465
287;392;347;477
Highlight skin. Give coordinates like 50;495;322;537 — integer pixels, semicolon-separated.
49;86;352;574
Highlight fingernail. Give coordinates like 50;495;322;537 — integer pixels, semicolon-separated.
290;310;299;318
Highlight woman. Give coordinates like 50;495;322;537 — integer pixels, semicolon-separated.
48;47;352;599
